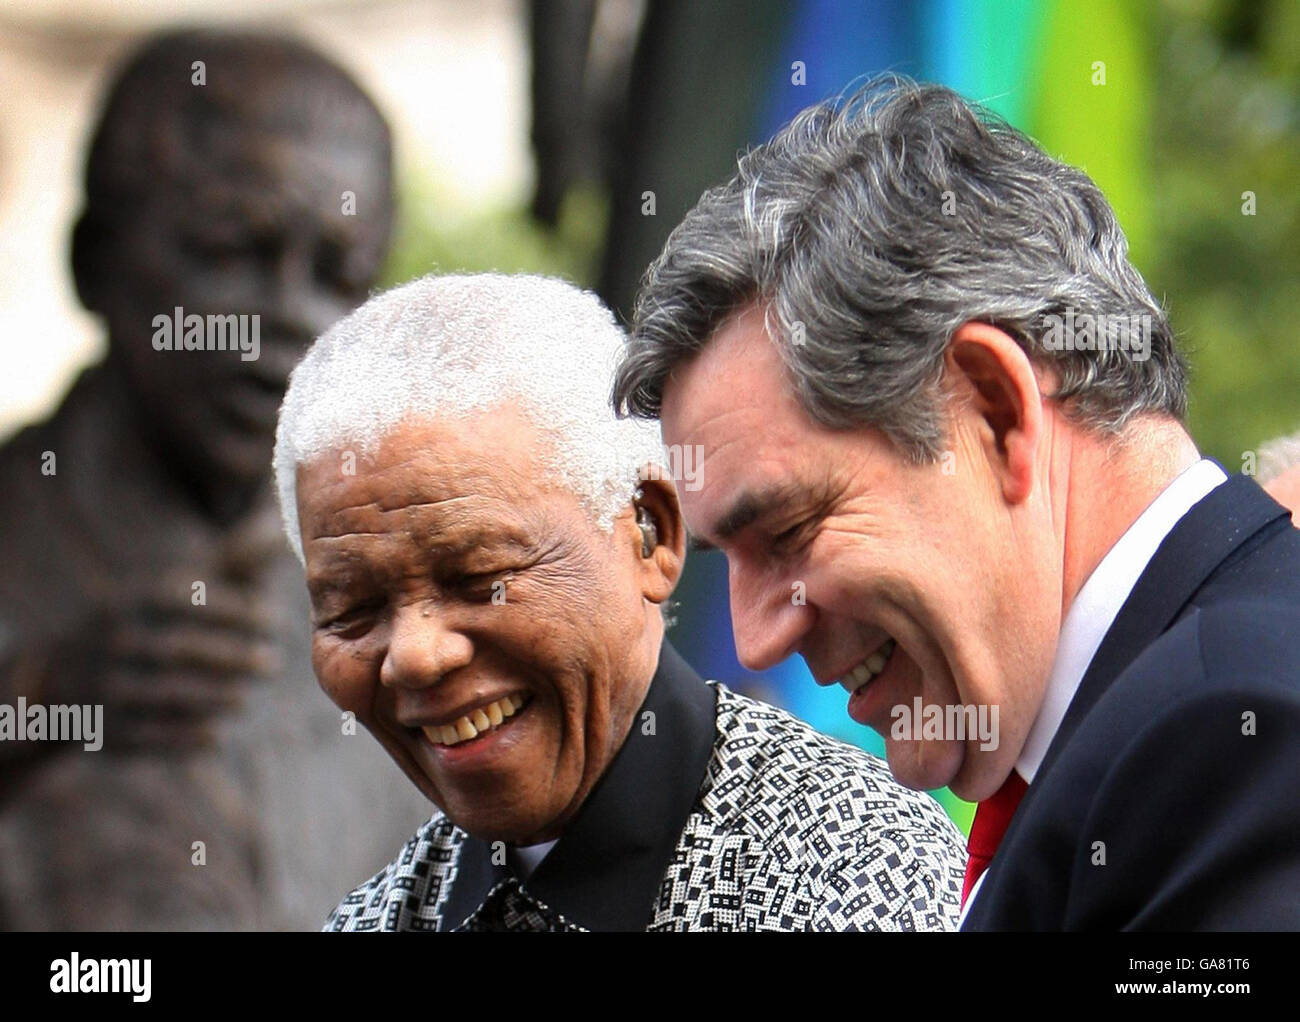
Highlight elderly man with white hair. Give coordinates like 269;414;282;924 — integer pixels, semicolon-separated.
1260;429;1300;515
273;272;965;931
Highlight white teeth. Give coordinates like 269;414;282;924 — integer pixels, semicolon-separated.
422;695;528;747
837;639;897;693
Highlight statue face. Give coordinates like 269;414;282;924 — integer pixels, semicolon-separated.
95;120;391;504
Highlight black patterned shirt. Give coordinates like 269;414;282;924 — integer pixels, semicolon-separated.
325;643;966;931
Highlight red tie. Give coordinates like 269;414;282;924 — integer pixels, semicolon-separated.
961;769;1029;906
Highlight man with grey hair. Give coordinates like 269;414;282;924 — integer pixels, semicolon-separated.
1260;429;1300;514
614;76;1300;930
274;271;965;931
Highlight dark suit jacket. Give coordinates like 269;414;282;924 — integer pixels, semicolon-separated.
963;474;1300;930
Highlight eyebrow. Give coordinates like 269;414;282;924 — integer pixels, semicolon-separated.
306;572;366;605
304;526;533;596
692;483;803;552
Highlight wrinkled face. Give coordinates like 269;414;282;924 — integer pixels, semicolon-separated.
297;410;659;843
92;118;390;492
660;305;1057;801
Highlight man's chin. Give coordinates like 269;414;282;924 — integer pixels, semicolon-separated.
446;804;563;846
946;752;1012;803
883;738;964;792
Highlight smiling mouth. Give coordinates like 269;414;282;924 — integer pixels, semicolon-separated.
837;638;897;695
420;694;530;748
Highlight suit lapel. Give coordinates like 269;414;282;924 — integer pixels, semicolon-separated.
964;474;1289;929
1034;474;1289;785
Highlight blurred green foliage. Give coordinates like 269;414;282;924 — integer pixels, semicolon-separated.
1149;0;1300;465
379;179;606;291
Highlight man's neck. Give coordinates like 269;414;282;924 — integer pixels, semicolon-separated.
104;358;269;527
1058;417;1201;618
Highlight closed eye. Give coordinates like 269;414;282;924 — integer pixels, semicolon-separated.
769;517;815;556
452;568;518;601
317;599;385;637
773;522;802;544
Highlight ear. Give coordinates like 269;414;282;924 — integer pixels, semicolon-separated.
944;322;1043;505
630;474;685;603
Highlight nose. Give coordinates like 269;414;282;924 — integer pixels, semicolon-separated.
380;603;473;690
728;558;814;672
261;237;351;343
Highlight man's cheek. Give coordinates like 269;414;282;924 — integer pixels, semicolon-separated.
312;645;371;713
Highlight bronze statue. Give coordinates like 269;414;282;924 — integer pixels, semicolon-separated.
0;28;431;930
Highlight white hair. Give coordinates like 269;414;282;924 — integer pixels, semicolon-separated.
273;272;667;565
1258;428;1300;485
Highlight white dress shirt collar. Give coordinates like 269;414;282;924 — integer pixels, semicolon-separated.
1015;457;1229;785
960;458;1228;927
509;839;558;880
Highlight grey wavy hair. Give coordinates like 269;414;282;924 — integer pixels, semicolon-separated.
612;74;1189;460
1258;429;1300;484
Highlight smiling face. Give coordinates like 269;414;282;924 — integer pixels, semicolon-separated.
660;304;1060;801
296;409;680;843
93;130;390;496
